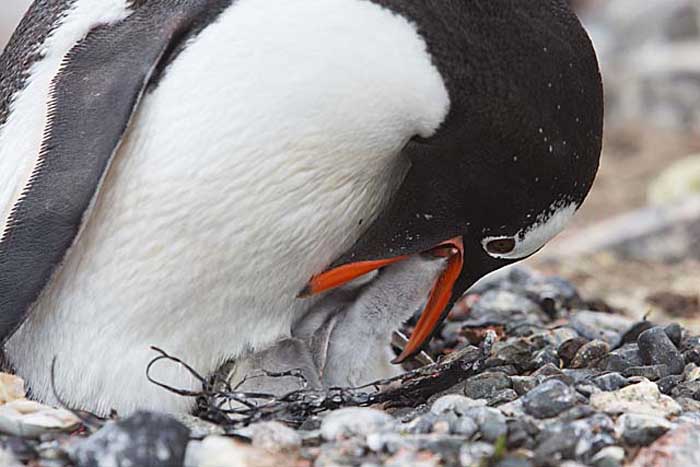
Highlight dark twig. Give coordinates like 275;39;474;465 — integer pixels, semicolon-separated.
146;332;496;428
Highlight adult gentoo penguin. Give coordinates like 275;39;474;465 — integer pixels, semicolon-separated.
0;0;603;414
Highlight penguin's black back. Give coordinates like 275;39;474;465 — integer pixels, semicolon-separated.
0;1;77;129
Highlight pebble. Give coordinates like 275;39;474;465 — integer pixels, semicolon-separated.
630;424;700;467
522;380;577;419
665;323;684;347
462;372;512;400
616;413;673;446
590;380;682;418
185;435;284;467
320;408;395;440
430;395;485;416
591;373;629;392
637;327;685;375
604;345;644;372
511;376;538;396
622;364;670;381
463;407;507;442
590;446;625;467
571;340;610;369
657;374;683;394
559;338;589;368
70;411;190;467
0;400;80;438
459;442;495;467
0;448;22;467
235;421;302;452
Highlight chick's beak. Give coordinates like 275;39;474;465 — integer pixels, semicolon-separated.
299;236;465;363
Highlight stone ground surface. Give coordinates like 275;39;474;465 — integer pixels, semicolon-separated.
2;268;700;467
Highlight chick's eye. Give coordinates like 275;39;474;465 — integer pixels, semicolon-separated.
486;238;516;255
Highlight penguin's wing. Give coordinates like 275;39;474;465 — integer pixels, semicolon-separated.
0;1;229;341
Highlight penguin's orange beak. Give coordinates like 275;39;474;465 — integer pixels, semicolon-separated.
299;237;464;363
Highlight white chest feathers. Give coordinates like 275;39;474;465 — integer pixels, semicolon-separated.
3;0;450;414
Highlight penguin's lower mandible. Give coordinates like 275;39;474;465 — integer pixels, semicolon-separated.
0;0;603;415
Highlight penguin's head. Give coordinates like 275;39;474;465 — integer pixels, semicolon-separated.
303;0;603;361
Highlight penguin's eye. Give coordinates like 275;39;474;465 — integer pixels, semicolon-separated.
485;238;516;255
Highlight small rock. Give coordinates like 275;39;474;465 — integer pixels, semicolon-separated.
488;389;519;406
570;312;634;345
459;442;495;467
0;448;21;467
559;338;590;368
450;417;479;438
616;413;673;446
664;323;684;347
591;446;625;467
532;363;573;385
186;436;284;467
605;345;644;372
464;407;507;442
0;374;25;404
0;400;80;438
430;395;485;416
657;374;683;394
236;421;301;452
592;373;629;392
404;413;438;435
571;340;610;369
71;412;190;467
590;380;682;418
684;363;700;381
618;321;656;347
622;364;670;381
512;376;538;396
637;327;685;375
531;348;561;369
522;380;577;419
631;424;700;467
320;408;394;440
462;372;512;400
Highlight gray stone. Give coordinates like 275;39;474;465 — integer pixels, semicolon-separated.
462;372;512;400
70;412;190;467
604;345;644;372
591;446;625;467
459;442;495;467
638;327;685;374
464;407;507;442
522;380;577;419
622;364;670;381
511;376;537;396
665;323;684;347
320;408;395;440
592;373;629;392
430;395;485;416
617;413;673;446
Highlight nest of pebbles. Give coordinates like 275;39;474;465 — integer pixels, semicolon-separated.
3;267;700;467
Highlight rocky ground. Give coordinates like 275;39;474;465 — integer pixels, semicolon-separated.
2;268;700;466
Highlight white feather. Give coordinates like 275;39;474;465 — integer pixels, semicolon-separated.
3;0;450;414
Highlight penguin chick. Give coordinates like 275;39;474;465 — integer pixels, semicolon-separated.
297;255;447;388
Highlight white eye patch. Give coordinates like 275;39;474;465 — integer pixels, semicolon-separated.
482;202;578;260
